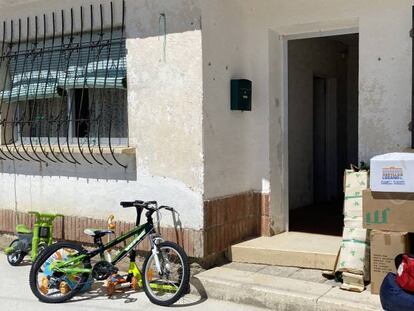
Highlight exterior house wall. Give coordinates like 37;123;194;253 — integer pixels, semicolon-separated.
201;1;271;199
347;44;359;166
201;0;413;235
0;0;413;258
201;1;272;237
0;0;206;257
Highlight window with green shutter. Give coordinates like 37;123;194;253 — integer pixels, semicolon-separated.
0;1;127;167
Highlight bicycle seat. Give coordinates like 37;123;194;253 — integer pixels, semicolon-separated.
83;229;113;238
16;224;32;234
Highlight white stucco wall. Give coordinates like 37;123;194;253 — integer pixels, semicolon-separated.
201;1;271;200
0;0;205;230
201;0;413;232
0;0;413;235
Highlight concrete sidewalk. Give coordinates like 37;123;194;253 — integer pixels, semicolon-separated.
0;234;382;311
0;254;268;311
192;262;382;311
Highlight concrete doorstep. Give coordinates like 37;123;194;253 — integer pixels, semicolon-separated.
229;232;342;270
190;263;382;311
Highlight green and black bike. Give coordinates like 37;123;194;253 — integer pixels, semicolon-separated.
29;200;190;306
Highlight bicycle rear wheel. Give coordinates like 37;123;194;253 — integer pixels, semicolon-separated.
29;241;91;303
142;241;190;306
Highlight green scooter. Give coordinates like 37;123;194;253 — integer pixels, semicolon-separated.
4;211;63;266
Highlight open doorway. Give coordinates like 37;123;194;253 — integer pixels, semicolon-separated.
288;34;359;236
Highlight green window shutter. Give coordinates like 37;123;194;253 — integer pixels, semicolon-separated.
60;31;126;90
2;41;61;102
1;83;58;103
1;29;126;103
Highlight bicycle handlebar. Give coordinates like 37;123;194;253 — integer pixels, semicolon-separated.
120;200;155;209
28;211;64;220
159;205;175;212
120;201;143;208
120;201;177;224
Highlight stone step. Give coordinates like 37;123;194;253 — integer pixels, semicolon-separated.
191;264;381;311
229;232;342;270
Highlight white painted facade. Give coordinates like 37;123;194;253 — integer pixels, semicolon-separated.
0;0;204;230
201;0;413;232
0;0;413;236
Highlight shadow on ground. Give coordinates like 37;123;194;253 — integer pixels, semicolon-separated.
67;278;207;307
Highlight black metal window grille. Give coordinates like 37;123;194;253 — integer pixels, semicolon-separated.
0;1;127;167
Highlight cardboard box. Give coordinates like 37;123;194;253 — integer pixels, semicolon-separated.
341;272;365;292
370;230;410;294
371;153;414;192
343;170;368;229
342;227;369;242
344;170;369;193
363;190;414;231
344;192;363;219
337;227;370;279
344;217;364;229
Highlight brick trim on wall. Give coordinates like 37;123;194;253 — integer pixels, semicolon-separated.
203;191;271;256
0;191;271;259
260;193;271;236
0;209;203;258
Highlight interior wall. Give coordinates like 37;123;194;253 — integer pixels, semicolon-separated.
288;38;343;209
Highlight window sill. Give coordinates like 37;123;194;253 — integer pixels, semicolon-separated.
0;144;137;179
0;145;136;156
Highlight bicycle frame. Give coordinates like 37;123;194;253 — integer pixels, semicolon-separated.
50;219;177;292
52;221;154;275
127;260;177;292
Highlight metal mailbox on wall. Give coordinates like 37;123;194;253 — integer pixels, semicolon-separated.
231;79;252;111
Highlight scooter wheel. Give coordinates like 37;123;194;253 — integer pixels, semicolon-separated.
6;239;26;266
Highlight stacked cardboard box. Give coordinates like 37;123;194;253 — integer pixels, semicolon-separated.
363;190;412;294
336;169;370;292
369;229;410;294
370;153;414;193
362;153;414;294
341;272;365;292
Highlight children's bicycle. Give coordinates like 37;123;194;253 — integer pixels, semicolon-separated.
5;212;63;266
29;200;190;306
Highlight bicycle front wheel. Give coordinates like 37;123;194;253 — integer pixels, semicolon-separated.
142;241;190;306
29;241;91;303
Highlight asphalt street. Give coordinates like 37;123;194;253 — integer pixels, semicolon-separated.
0;255;267;311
